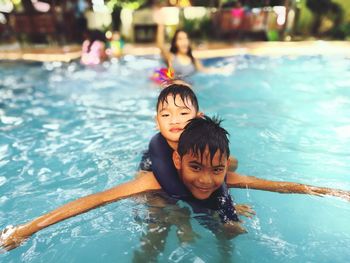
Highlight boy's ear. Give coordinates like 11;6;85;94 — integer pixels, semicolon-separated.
155;115;160;130
197;111;204;118
226;158;230;170
172;151;181;170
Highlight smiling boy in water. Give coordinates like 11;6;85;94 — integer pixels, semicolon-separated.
139;81;242;224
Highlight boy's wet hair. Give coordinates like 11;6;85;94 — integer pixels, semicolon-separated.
178;116;230;162
156;82;199;112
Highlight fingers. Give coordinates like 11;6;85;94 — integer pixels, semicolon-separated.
0;243;14;253
0;225;22;252
0;238;14;253
239;211;254;218
309;188;350;201
235;204;256;218
333;190;350;202
236;204;250;209
310;192;323;197
239;212;253;218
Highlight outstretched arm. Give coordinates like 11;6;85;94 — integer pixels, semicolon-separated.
153;8;171;63
1;171;161;251
156;24;170;62
226;171;350;201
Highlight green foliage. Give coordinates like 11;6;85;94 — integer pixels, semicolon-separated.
343;23;350;36
106;0;147;10
306;0;343;20
267;30;279;41
306;0;331;15
329;22;350;39
221;0;285;8
183;19;199;38
191;0;216;6
328;2;344;27
183;16;214;40
306;0;345;36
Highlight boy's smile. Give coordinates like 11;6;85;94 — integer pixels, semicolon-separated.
156;94;198;149
169;127;183;133
173;147;229;200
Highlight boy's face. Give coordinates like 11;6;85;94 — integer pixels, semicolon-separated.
156;94;198;144
173;147;229;200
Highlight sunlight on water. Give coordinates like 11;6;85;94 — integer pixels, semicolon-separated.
1;55;350;263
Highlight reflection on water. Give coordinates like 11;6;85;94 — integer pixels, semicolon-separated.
1;55;350;262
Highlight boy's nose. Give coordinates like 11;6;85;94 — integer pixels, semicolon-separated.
198;171;213;185
170;116;180;124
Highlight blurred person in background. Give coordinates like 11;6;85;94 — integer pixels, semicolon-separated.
106;31;124;58
153;7;234;79
81;29;107;66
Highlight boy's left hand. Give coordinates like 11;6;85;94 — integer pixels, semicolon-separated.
235;204;255;218
0;224;29;252
310;187;350;202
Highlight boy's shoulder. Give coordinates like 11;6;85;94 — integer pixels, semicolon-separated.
149;132;173;158
150;132;164;142
134;171;161;191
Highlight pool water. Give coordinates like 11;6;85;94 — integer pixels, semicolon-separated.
1;55;350;263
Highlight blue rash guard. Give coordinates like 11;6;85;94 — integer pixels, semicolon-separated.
139;133;239;223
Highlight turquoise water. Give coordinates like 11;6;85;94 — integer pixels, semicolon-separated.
1;55;350;263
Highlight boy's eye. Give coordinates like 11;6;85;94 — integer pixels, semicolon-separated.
161;114;169;117
213;168;224;174
181;112;189;116
190;165;201;172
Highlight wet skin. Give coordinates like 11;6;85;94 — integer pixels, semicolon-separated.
173;147;229;200
156;94;198;149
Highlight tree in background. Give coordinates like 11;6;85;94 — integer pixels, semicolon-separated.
107;0;148;30
306;0;343;36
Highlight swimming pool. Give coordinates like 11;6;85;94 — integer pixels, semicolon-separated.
1;55;350;263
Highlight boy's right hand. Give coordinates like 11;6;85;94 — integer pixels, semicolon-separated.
222;221;247;239
0;224;30;252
